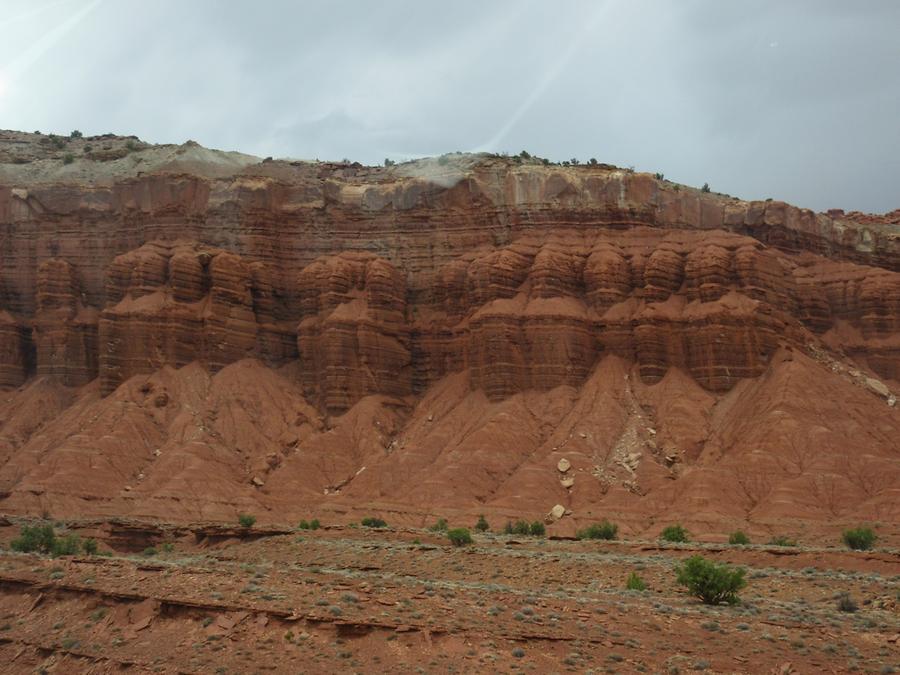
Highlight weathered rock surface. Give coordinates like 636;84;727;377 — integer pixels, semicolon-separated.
0;132;897;531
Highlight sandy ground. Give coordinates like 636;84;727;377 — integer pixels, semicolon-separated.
0;518;897;674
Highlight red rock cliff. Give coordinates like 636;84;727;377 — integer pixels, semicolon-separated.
0;133;897;533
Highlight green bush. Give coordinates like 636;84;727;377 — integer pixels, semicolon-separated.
11;524;57;554
529;521;546;537
237;513;256;528
660;524;690;543
297;520;310;530
309;519;321;530
676;555;746;605
447;528;473;547
626;572;646;591
474;515;489;532
504;520;531;536
361;517;387;528
429;518;448;532
701;182;711;193
62;153;74;165
10;524;82;557
728;531;750;545
82;538;98;556
70;130;83;138
842;527;877;551
54;534;81;556
161;542;174;553
142;546;158;557
768;535;796;547
576;520;618;540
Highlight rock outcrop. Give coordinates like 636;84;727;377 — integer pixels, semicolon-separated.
0;132;897;533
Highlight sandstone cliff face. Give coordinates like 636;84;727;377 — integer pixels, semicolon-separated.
0;136;897;532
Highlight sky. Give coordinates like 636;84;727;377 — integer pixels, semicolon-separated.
0;0;898;213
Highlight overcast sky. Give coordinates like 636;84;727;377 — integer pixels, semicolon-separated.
1;0;898;213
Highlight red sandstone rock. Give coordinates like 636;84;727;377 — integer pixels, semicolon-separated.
0;139;897;531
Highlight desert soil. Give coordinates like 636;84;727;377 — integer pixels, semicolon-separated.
0;519;897;674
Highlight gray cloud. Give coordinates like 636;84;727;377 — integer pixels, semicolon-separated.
0;0;897;212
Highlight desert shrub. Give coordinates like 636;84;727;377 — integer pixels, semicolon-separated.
70;130;83;138
161;542;174;553
125;140;138;151
701;182;711;193
142;546;158;557
729;531;750;545
11;524;57;554
297;520;310;530
429;518;449;532
237;513;256;528
383;158;395;167
11;524;82;557
768;535;796;547
56;534;82;556
588;157;598;165
660;524;690;543
62;153;74;165
576;520;618;540
529;521;546;537
505;520;531;536
361;517;387;528
309;519;320;530
654;172;664;180
836;592;858;612
626;572;647;591
474;515;489;532
50;135;66;149
82;538;98;555
447;528;473;547
676;555;746;605
842;527;877;551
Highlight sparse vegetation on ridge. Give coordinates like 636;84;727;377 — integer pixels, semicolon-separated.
842;526;876;550
576;521;618;540
768;535;796;547
728;531;750;545
361;517;387;528
660;524;690;543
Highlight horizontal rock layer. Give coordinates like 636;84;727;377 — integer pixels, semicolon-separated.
0;145;897;531
0;157;896;408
